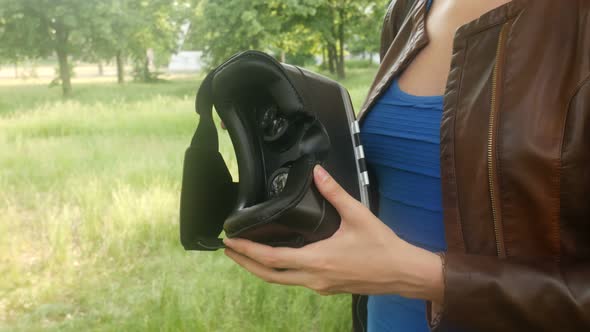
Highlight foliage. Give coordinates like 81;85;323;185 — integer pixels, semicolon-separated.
0;0;191;94
120;0;192;82
0;0;389;91
0;0;114;96
186;0;390;78
187;0;282;67
347;0;391;61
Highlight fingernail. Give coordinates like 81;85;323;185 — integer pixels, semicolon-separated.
314;165;329;183
223;238;233;246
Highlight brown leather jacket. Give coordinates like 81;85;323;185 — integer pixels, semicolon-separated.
353;0;590;331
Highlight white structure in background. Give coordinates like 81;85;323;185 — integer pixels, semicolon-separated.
348;53;380;63
168;22;205;73
314;53;380;67
147;48;156;71
168;51;204;72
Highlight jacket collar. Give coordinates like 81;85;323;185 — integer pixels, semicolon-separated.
357;0;528;121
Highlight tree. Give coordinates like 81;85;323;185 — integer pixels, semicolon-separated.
310;0;381;78
186;0;386;79
125;0;190;82
187;0;274;67
0;0;191;94
0;0;389;93
0;14;19;74
83;0;191;84
348;0;390;64
82;0;127;83
0;0;116;96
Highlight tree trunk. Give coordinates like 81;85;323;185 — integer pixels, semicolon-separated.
336;9;346;79
98;62;104;76
281;51;286;63
143;56;150;82
56;48;72;97
55;22;72;97
116;50;124;84
327;43;336;74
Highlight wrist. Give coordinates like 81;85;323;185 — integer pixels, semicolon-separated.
390;241;445;302
421;250;445;303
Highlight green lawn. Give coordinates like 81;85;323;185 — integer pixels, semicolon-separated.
0;66;377;331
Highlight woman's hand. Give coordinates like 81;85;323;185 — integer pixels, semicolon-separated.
224;165;444;303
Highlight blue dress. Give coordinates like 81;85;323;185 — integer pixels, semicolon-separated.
360;77;446;332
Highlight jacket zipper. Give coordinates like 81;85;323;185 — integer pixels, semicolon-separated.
488;22;509;258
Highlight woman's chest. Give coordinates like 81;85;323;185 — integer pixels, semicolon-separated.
398;0;512;96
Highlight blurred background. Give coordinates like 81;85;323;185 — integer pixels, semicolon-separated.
0;0;388;330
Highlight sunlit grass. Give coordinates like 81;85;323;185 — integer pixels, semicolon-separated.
0;65;377;331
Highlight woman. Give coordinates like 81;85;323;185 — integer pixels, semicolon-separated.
223;0;590;331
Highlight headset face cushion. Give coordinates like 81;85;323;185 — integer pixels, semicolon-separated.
180;51;369;251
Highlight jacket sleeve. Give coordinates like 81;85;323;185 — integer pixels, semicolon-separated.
430;254;590;332
429;77;590;332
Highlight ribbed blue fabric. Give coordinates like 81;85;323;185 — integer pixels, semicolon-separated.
360;75;446;332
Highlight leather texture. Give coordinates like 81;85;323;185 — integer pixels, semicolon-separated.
353;0;590;331
181;51;369;251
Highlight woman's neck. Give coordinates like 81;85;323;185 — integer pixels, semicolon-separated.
397;0;513;96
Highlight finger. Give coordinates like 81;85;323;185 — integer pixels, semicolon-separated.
223;238;309;269
313;165;361;217
225;248;311;286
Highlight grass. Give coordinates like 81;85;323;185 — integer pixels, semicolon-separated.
0;65;378;331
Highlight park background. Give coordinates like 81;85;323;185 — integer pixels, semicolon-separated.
0;0;388;330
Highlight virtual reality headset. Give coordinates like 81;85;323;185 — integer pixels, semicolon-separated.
180;51;370;251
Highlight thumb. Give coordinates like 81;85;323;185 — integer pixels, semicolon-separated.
313;165;360;217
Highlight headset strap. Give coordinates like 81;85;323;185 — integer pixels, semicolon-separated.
180;72;233;251
192;73;218;151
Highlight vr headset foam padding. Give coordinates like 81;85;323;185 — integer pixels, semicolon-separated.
180;51;370;251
